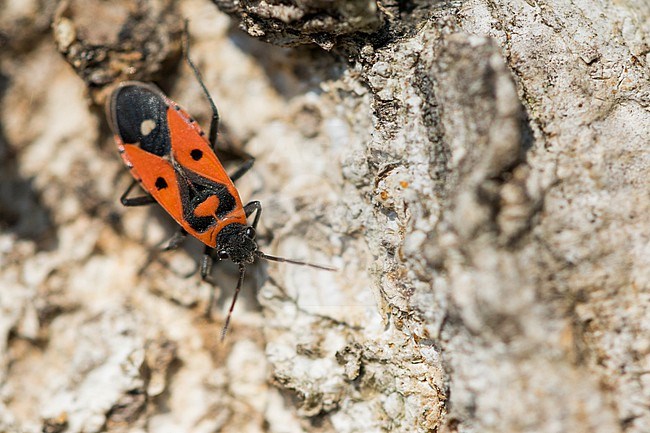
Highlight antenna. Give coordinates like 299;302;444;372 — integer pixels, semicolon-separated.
220;264;246;341
256;251;337;271
219;252;336;340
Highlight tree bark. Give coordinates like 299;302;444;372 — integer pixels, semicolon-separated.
0;0;648;432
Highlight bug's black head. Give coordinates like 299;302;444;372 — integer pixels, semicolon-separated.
215;223;258;264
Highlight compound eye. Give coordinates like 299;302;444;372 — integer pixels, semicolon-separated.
218;250;229;260
245;227;256;239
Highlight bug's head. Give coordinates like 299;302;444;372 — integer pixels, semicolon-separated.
214;221;336;342
215;223;258;264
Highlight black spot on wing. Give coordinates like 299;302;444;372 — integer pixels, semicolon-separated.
155;177;168;190
110;84;171;156
190;149;203;161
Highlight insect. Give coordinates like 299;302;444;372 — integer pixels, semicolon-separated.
105;25;334;339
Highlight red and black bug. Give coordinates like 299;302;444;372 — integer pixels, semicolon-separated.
105;26;334;338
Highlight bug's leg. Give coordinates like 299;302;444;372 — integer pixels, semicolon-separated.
229;157;255;182
162;228;188;251
183;22;256;173
244;201;262;229
121;180;156;207
182;21;220;151
200;246;217;318
138;229;190;278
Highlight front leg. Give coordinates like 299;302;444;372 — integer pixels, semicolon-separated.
244;201;262;229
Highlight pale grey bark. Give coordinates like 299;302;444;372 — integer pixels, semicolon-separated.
0;0;648;432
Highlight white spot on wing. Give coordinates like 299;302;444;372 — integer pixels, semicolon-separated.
140;119;156;136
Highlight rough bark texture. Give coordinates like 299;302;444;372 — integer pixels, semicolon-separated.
1;0;649;432
211;0;385;48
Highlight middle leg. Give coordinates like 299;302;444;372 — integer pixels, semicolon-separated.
229;157;255;182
